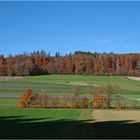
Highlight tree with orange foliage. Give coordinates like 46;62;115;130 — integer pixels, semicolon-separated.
17;88;35;108
93;91;103;109
93;84;121;109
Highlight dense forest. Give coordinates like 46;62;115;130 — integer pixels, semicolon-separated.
0;51;140;76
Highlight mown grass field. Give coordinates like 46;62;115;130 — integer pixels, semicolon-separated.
0;75;140;107
92;109;140;138
0;107;94;139
0;75;140;138
1;75;140;94
1;107;140;138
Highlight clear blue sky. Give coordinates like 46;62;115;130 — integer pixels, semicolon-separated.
0;1;140;56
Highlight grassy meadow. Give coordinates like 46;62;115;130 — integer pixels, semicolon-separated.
0;75;140;107
0;75;140;138
0;107;95;139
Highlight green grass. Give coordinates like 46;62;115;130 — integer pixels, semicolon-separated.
0;107;94;139
1;107;140;138
123;94;140;99
17;75;140;91
0;75;140;138
0;75;140;94
0;75;140;106
18;75;140;89
0;107;82;121
0;99;18;106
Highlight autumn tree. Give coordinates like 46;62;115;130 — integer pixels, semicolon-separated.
93;84;121;109
17;88;35;108
93;91;103;109
0;51;140;76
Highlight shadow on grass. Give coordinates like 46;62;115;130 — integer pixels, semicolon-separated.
0;116;140;139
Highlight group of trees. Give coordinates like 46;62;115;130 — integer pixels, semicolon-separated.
0;50;140;76
93;84;138;109
18;84;136;109
93;84;125;109
17;88;91;109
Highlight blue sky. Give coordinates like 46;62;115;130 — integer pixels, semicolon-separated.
0;1;140;56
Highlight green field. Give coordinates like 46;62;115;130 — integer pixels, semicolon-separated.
0;75;140;107
0;107;94;139
0;75;140;94
0;75;140;138
0;107;140;138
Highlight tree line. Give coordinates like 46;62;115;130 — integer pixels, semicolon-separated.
18;85;137;109
0;50;140;76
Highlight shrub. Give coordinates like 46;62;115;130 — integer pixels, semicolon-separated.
51;97;60;108
81;97;89;108
31;92;48;108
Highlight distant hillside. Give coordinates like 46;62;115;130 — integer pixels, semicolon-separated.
0;51;140;76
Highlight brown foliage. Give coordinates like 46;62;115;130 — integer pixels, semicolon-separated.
82;97;89;108
17;89;49;108
93;84;122;109
93;92;103;109
17;88;91;109
0;51;140;76
17;88;35;108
